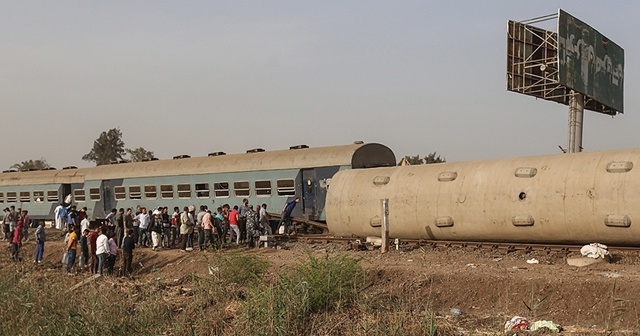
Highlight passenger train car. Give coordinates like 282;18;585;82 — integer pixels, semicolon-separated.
327;148;640;246
0;142;396;222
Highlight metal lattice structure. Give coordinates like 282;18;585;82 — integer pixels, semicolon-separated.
507;11;623;116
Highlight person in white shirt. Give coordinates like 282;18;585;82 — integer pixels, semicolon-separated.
54;203;68;230
95;228;110;275
259;203;272;235
135;207;150;247
80;216;90;234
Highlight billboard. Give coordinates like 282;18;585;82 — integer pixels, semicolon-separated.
507;9;624;115
558;9;624;113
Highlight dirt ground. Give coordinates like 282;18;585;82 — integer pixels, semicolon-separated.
3;229;640;335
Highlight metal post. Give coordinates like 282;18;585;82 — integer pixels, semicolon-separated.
567;91;585;153
381;199;389;253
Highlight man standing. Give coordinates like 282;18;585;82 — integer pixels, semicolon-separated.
259;203;272;235
66;227;79;274
115;208;125;248
80;214;90;234
96;227;109;275
33;221;46;264
22;210;31;241
122;229;135;277
67;205;78;231
196;205;207;250
11;220;23;262
104;208;117;228
125;208;135;244
89;227;99;274
179;206;190;252
201;210;213;251
135;207;150;247
228;205;240;244
2;208;9;240
238;198;250;244
54;203;67;230
280;197;300;235
8;206;17;237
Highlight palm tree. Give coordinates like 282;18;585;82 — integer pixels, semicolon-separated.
10;159;51;171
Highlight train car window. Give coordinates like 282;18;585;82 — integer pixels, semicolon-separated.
33;191;45;203
20;191;31;203
89;188;101;201
254;180;272;197
214;182;229;198
129;186;142;200
114;186;126;200
195;183;209;198
145;185;157;199
276;179;296;196
0;192;4;203
47;190;59;203
234;181;250;197
7;192;17;203
161;185;174;199
73;189;86;202
177;184;191;199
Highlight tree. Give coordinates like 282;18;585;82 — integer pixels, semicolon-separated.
126;147;155;162
10;158;51;171
398;152;446;166
82;128;126;166
424;152;446;164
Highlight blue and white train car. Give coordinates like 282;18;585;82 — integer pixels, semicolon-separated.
0;142;395;221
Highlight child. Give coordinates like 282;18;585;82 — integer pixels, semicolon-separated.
33;221;46;264
122;229;135;277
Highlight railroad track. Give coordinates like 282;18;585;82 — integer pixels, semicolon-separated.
272;234;640;253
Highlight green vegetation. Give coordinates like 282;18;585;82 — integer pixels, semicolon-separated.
243;254;364;335
0;252;450;336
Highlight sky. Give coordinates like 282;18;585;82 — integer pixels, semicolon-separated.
1;1;638;169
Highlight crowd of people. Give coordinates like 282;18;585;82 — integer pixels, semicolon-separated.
3;197;301;277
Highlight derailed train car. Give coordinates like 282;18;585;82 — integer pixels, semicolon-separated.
326;148;640;246
0;142;395;222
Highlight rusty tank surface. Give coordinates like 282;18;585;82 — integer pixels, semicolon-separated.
326;149;640;246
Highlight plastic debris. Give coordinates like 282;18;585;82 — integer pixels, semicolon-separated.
208;265;219;275
526;258;539;264
492;257;503;262
529;320;561;332
581;243;610;259
449;308;463;316
466;263;477;268
504;316;529;332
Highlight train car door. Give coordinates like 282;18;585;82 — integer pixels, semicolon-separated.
61;184;72;203
102;180;112;217
301;169;317;220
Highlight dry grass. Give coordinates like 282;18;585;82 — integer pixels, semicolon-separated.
0;251;459;336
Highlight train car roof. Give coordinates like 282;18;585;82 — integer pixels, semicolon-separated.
0;142;396;186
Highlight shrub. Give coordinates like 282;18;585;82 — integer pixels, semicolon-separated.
243;254;365;335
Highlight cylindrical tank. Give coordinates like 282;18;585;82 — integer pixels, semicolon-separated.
326;149;640;245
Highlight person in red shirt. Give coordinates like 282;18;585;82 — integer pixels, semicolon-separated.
11;222;23;262
89;226;100;274
21;210;31;242
228;205;240;244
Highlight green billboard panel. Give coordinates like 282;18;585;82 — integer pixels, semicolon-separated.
558;9;624;113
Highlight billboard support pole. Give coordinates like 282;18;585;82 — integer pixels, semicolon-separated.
567;91;584;153
381;198;389;253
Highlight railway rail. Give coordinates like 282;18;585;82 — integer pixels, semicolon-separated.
271;233;640;253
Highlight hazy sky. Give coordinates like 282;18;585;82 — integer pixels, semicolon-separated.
1;1;637;169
